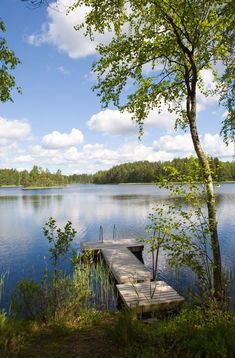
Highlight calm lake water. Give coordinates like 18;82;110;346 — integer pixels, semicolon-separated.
0;183;235;309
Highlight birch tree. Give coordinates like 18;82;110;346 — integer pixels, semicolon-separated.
25;0;235;300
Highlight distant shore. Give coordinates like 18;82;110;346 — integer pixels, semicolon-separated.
1;182;235;188
22;186;65;190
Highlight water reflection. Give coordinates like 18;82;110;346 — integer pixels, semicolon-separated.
0;184;234;309
0;196;19;201
21;194;63;212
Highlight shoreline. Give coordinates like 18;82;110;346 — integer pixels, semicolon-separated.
22;186;65;190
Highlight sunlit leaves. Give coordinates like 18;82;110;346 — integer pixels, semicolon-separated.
0;20;21;102
69;0;234;140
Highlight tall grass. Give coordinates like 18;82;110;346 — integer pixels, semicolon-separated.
0;273;5;303
73;250;117;311
0;273;7;328
10;250;117;322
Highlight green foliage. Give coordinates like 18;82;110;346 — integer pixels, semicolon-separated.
0;309;113;358
67;173;93;184
145;208;176;280
11;219;83;321
107;309;144;349
1;305;235;357
11;274;92;322
0;166;67;187
91;158;235;184
69;0;234;139
11;280;47;321
43;217;76;278
143;160;220;296
0;273;7;330
11;220;116;322
0;159;234;186
72;250;117;311
0;19;21;102
69;0;234;298
109;306;235;357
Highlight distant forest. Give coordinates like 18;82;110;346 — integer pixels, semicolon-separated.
0;158;234;187
70;158;235;184
0;166;66;187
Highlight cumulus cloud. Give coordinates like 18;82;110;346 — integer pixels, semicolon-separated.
22;131;232;173
197;69;219;111
87;106;175;135
203;133;234;158
153;134;194;153
13;155;33;163
0;117;232;172
42;128;84;149
153;133;234;159
27;0;113;59
87;109;138;135
118;142;174;163
0;117;31;145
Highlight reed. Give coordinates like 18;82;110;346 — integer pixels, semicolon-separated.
0;273;7;328
0;273;5;303
73;251;117;311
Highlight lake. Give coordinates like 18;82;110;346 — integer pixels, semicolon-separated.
0;183;235;309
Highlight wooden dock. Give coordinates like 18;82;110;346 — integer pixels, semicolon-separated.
80;238;144;254
117;281;184;313
81;239;184;315
102;247;151;283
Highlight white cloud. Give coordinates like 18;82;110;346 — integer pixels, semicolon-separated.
203;133;234;158
118;142;174;163
31;132;232;172
42;128;84;149
142;61;164;75
27;0;113;59
2;132;232;173
0;117;31;145
87;109;138;135
146;107;176;131
87;106;175;135
14;155;33;163
30;144;58;157
153;133;234;159
63;146;83;161
153;134;194;153
197;69;219;111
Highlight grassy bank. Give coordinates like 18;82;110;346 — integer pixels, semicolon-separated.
1;306;235;358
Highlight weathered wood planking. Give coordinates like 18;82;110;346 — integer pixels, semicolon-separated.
80;239;144;253
117;281;184;313
101;247;152;284
81;239;184;314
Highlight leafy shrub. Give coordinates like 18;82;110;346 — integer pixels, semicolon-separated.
109;306;235;357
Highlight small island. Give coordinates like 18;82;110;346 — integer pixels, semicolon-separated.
0;166;66;188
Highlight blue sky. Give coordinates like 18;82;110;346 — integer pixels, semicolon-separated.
0;0;233;174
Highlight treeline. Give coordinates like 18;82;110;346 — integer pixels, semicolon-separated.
0;158;234;187
68;158;235;184
0;166;66;187
67;174;93;184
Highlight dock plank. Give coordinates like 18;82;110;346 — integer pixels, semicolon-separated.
101;247;152;284
117;281;184;313
80;239;144;252
81;239;184;314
